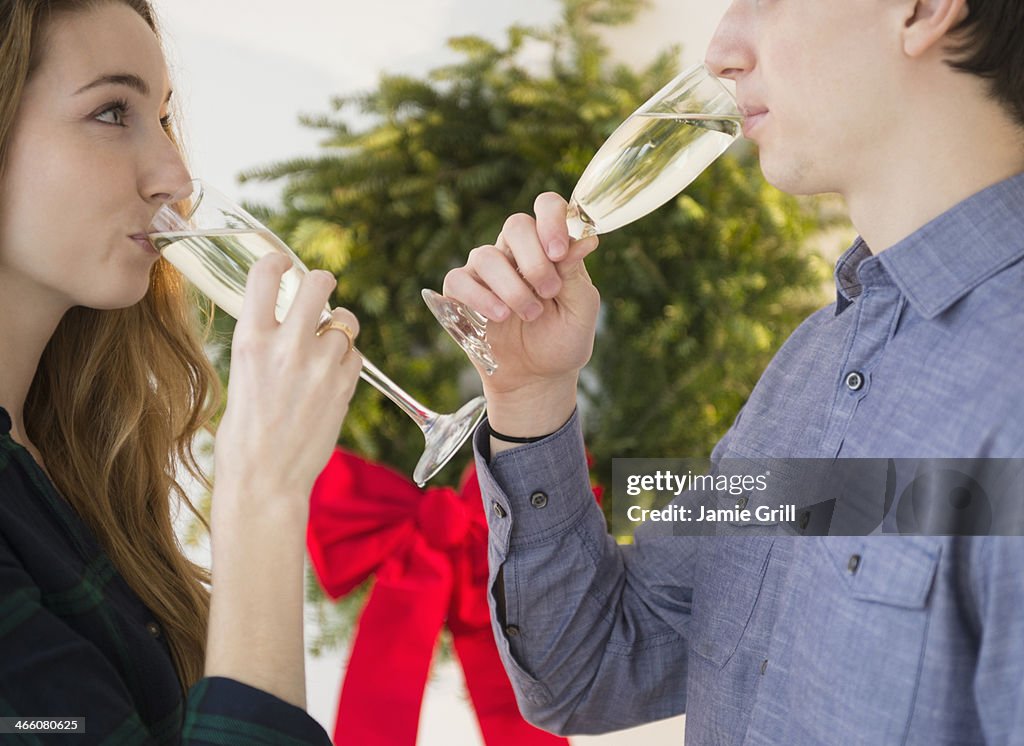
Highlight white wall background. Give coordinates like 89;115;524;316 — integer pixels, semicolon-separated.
157;1;732;743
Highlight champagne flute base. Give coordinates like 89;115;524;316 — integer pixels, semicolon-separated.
413;395;488;487
422;289;498;375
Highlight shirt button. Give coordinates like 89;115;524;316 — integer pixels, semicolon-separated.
146;621;161;638
505;625;520;637
735;496;748;510
845;371;865;391
760;659;768;675
848;554;861;574
530;491;548;509
492;502;507;519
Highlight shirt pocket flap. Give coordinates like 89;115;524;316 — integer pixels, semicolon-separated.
824;537;940;609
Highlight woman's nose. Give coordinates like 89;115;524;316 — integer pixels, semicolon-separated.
143;131;191;205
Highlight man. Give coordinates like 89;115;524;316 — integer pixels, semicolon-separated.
444;0;1024;742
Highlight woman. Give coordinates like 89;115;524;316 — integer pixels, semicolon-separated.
0;1;361;742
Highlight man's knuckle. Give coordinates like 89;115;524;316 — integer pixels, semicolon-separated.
503;212;534;233
507;285;538;308
442;268;462;295
535;191;565;209
520;262;549;283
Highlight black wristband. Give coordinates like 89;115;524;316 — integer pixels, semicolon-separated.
487;422;553;444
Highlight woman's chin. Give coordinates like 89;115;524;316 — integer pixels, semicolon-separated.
83;281;153;311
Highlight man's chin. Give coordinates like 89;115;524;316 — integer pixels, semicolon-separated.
759;153;833;197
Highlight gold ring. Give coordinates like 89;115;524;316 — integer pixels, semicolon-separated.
316;318;356;348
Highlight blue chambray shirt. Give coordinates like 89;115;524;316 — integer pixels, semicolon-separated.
473;172;1024;744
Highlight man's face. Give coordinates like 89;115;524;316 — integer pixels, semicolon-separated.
706;0;911;197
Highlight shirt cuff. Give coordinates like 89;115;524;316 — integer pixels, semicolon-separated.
185;676;332;744
472;410;596;551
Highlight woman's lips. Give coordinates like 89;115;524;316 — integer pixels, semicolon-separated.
130;234;159;255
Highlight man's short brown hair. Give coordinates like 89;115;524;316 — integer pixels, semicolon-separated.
947;1;1024;127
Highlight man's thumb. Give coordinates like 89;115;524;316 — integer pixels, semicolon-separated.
556;235;599;285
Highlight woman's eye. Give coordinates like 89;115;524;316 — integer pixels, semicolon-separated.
95;103;128;126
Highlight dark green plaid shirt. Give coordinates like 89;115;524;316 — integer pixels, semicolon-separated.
0;407;332;745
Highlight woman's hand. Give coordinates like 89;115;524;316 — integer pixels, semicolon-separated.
205;253;361;706
213;253;361;508
443;192;599;436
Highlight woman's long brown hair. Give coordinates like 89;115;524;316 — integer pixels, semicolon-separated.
1;0;220;693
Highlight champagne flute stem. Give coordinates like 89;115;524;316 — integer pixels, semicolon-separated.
565;199;599;242
355;353;432;430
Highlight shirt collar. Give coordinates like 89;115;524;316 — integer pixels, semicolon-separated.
832;170;1024;319
834;238;873;315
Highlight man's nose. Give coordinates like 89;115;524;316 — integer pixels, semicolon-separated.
705;1;753;82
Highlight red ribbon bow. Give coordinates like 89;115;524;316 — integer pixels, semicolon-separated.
307;448;569;745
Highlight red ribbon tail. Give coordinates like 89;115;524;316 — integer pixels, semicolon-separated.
452;628;569;745
333;575;449;745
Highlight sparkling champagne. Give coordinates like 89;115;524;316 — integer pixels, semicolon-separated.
147;178;488;488
567;113;741;238
151;229;306;322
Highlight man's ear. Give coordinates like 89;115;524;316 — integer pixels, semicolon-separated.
902;0;970;58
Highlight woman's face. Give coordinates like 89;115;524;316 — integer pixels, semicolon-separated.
0;2;190;313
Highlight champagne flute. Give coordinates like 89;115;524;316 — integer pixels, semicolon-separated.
149;179;486;487
422;63;741;375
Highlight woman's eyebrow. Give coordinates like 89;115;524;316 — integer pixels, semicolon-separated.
74;72;173;103
75;72;149;96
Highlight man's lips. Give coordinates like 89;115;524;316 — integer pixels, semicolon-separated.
740;106;769;137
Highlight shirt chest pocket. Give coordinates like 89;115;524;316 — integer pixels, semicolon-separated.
776;537;941;743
